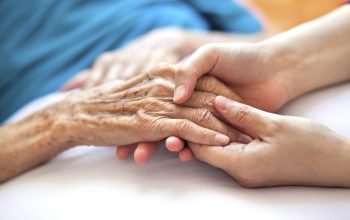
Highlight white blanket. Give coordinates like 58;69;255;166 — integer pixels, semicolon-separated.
1;83;350;220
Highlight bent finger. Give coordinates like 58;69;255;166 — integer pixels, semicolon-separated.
166;136;185;152
173;44;220;104
116;144;137;160
215;96;274;137
134;142;160;165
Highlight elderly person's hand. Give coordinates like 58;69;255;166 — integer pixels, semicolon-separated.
143;6;350;163
61;28;196;91
61;27;265;91
188;96;350;188
63;64;239;147
0;64;243;182
118;41;288;163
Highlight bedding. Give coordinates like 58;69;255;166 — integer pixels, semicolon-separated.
1;82;349;220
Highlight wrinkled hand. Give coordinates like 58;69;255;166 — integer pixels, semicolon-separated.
166;42;296;161
61;64;240;148
122;42;293;163
62;28;196;91
188;96;350;188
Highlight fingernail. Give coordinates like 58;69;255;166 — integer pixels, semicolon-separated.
215;134;230;145
215;96;231;111
173;85;186;102
237;133;252;144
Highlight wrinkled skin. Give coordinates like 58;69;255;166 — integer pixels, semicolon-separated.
0;64;246;182
63;64;243;147
62;28;195;91
118;42;290;163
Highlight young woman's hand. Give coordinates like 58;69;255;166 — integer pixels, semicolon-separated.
188;96;350;188
172;42;293;112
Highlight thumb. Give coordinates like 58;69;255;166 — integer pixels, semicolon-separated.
215;96;274;137
188;142;245;171
173;44;220;104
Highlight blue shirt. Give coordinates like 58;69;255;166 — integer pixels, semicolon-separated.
0;0;261;123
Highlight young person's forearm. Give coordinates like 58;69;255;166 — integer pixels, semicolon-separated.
264;5;350;100
185;30;268;52
0;103;73;182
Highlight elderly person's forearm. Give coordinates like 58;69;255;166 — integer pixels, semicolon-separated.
0;104;73;182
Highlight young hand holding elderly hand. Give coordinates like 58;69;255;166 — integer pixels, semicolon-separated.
0;64;244;182
123;6;350;187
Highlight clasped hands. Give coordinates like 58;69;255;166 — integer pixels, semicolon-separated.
62;40;350;188
92;43;349;188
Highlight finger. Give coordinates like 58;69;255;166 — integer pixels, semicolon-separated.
173;44;219;104
215;96;274;137
188;143;232;170
116;144;137;160
104;63;123;83
166;136;185;152
85;52;114;89
173;106;240;142
142;50;179;74
108;63;176;93
196;76;242;102
179;148;194;161
164;118;230;146
61;70;89;91
123;63;141;80
182;91;216;112
123;47;150;79
134;142;159;165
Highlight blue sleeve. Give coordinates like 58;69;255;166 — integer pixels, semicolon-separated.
0;0;261;123
185;0;261;33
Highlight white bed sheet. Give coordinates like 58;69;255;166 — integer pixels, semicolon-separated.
1;83;350;220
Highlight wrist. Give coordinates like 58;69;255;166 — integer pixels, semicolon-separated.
53;100;79;148
259;38;310;102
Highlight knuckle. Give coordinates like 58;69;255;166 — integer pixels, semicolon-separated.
150;63;175;78
148;79;173;97
202;95;215;110
233;105;251;123
174;119;191;135
201;76;214;89
195;109;212;124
